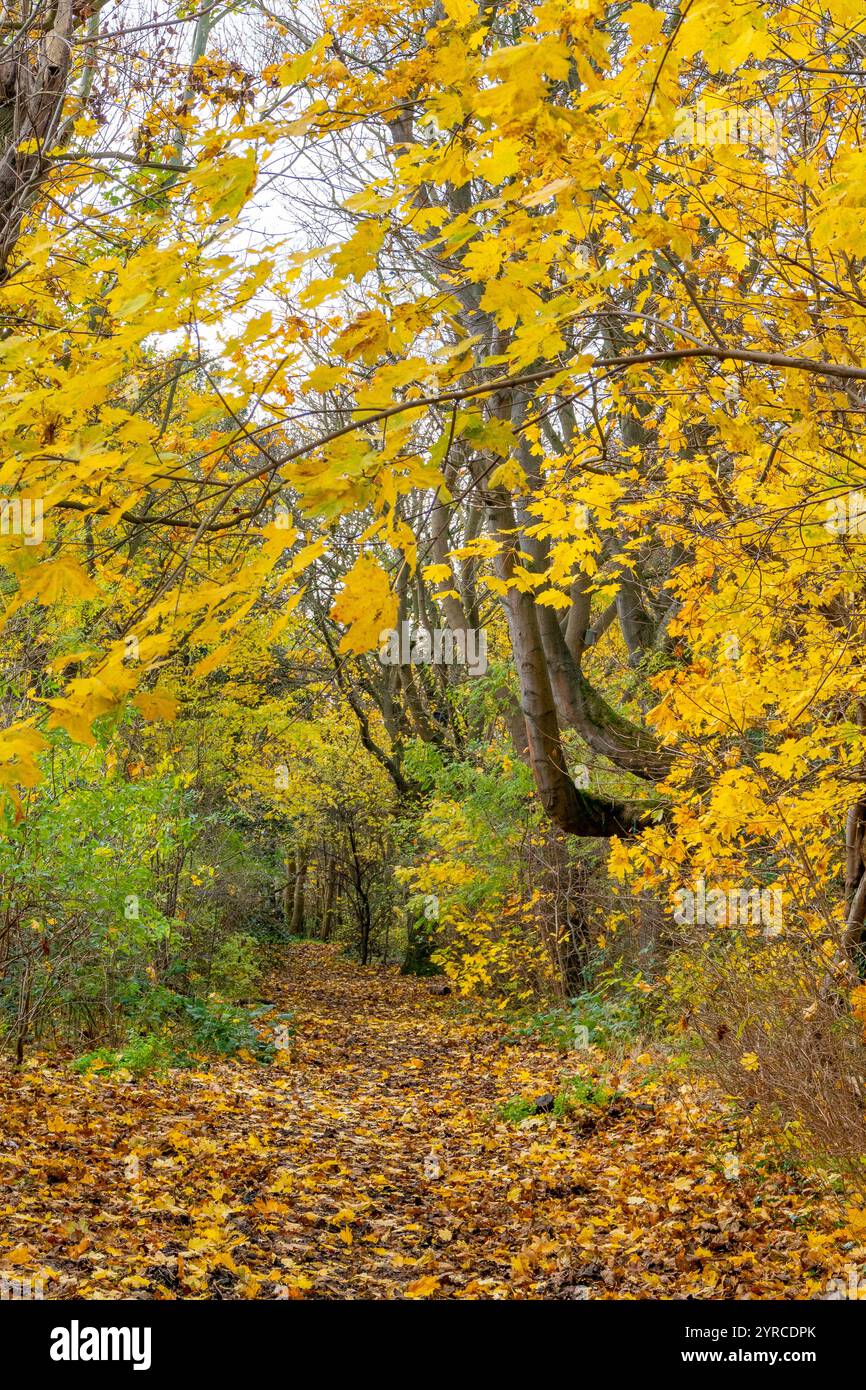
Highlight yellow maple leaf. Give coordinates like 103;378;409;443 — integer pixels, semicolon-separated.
4;1246;32;1265
133;692;178;722
442;0;476;23
845;1206;866;1239
0;723;47;788
536;588;572;609
17;557;98;607
330;553;397;654
405;1274;440;1298
192;149;258;220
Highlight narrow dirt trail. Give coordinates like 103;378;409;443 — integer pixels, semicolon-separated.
0;943;850;1299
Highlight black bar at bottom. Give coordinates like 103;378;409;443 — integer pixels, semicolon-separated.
0;1296;854;1378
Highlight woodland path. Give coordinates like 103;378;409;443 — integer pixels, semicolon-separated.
0;943;850;1299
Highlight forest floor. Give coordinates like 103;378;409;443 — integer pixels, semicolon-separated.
0;942;860;1300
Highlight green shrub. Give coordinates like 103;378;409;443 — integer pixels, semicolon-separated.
71;1031;176;1077
508;980;644;1052
208;932;262;1001
70;995;290;1073
498;1095;538;1123
554;1074;617;1115
179;997;277;1063
498;1074;617;1124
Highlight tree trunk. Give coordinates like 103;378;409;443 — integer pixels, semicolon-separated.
320;856;337;940
290;846;307;936
0;0;77;282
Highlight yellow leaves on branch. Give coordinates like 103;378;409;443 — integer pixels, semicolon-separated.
189;149;258;222
132;693;179;723
330;220;387;282
441;0;476;26
44;673;134;747
330;553;397;654
265;32;333;88
11;557;98;610
0;723;47;791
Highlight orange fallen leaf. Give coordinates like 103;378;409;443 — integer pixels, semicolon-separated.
406;1274;440;1298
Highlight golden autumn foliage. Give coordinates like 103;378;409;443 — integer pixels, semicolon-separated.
4;0;866;1307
